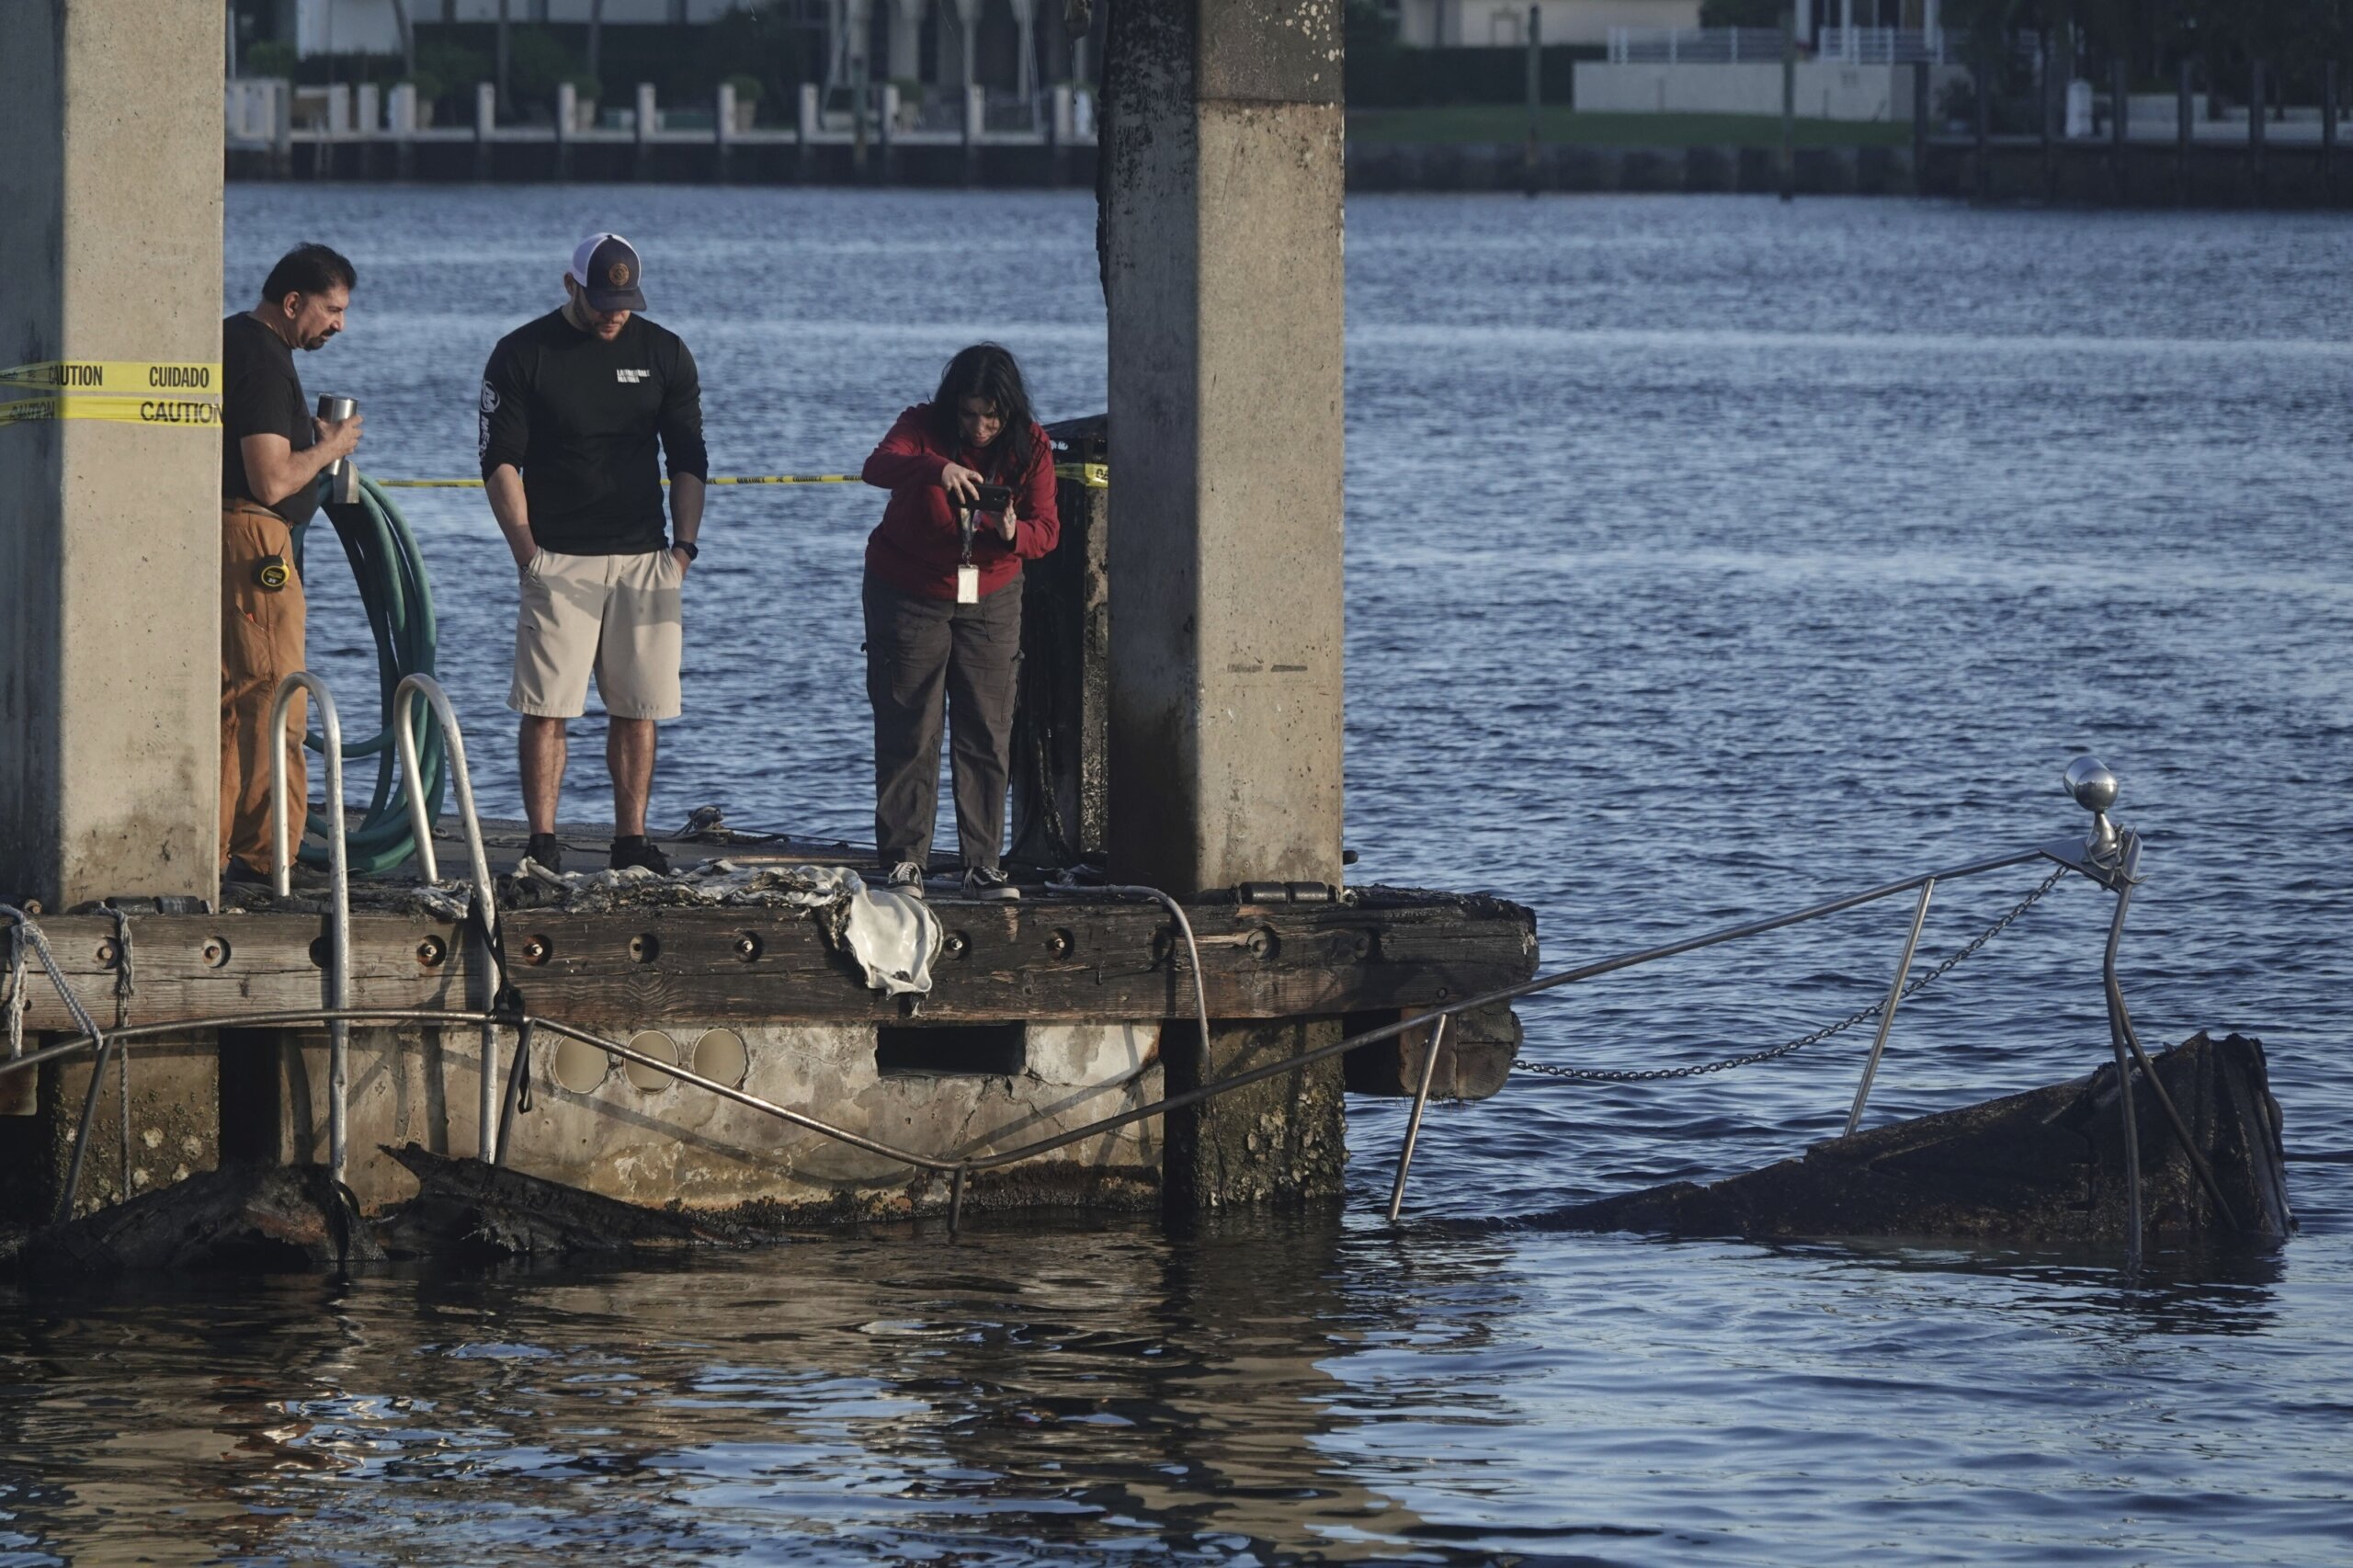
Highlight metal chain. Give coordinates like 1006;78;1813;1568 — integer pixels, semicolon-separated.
1512;864;2074;1085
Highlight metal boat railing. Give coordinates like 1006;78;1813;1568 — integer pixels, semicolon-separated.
269;671;352;1185
391;674;506;1155
0;754;2220;1266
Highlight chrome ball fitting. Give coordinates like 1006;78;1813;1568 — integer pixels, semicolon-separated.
2063;756;2120;858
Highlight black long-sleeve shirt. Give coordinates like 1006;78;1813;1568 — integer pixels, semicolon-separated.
477;308;709;554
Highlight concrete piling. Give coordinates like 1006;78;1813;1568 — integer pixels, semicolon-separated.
1102;0;1348;1208
0;0;223;914
0;3;234;1225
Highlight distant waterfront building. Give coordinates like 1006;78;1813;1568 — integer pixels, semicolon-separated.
272;1;745;58
1394;2;1955;51
243;0;1090;135
1394;0;1702;50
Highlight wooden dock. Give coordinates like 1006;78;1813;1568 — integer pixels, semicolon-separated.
0;818;1536;1223
11;884;1533;1035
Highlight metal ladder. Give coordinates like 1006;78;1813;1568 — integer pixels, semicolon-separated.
391;674;505;1162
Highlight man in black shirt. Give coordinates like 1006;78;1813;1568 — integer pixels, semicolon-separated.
220;243;363;882
480;233;708;874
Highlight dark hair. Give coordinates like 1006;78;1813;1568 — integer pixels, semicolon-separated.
930;343;1036;482
260;243;357;307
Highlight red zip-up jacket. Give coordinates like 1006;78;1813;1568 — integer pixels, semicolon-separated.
861;404;1060;601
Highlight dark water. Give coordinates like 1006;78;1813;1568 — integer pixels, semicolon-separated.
6;188;2347;1563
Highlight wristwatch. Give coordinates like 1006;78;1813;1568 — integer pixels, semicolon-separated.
672;539;699;562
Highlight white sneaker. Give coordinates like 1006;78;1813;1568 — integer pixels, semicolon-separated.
962;865;1020;901
882;861;927;899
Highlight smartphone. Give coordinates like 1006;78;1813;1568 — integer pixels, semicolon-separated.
966;483;1014;513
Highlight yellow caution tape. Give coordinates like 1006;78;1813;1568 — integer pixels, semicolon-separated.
0;393;223;429
374;464;1108;489
708;473;858;486
0;359;221;394
375;474;861;489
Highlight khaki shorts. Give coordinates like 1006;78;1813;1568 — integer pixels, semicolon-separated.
508;548;684;721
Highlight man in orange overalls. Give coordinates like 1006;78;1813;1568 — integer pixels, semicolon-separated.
219;244;362;884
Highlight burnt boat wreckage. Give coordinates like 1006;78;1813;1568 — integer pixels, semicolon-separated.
0;8;2291;1276
0;747;2296;1274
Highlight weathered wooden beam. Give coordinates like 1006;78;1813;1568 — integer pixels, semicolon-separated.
1342;1002;1522;1100
6;892;1537;1033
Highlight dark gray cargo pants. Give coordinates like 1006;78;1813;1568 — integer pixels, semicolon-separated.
863;571;1022;871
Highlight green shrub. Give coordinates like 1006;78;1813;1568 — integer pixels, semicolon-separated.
416;38;488;93
507;27;579;103
244;40;296;79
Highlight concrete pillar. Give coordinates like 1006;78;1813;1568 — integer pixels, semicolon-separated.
1051;79;1074;182
390;81;417;179
954;0;980;91
272;77;295;177
848;0;874;172
1104;0;1346;898
888;0;925;83
355;82;380;177
634;81;657;180
961;80;983;184
1102;1;1347;1209
716;82;737;182
473;80;495;180
22;1042;221;1221
1008;0;1036;102
555;79;575;179
799;80;820;181
0;0;224;911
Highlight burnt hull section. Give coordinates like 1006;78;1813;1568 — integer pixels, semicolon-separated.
1528;1033;2291;1247
377;1143;754;1260
13;1164;385;1274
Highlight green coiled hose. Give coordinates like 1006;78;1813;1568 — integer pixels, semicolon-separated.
296;472;448;875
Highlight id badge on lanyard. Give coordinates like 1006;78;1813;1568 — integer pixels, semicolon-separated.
956;564;980;605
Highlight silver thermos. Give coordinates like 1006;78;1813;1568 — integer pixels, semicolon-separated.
316;393;358;505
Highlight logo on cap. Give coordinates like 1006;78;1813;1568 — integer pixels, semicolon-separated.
608;261;631;286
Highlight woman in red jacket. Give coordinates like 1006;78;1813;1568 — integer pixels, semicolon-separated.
860;344;1060;899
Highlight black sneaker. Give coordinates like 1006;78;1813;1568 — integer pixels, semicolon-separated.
610;835;671;875
525;833;563;873
962;865;1020;901
881;860;927;899
222;859;274;888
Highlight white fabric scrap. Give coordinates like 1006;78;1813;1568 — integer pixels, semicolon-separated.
842;874;943;996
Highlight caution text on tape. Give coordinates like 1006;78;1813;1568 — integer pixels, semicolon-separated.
0;359;221;393
0;394;223;429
